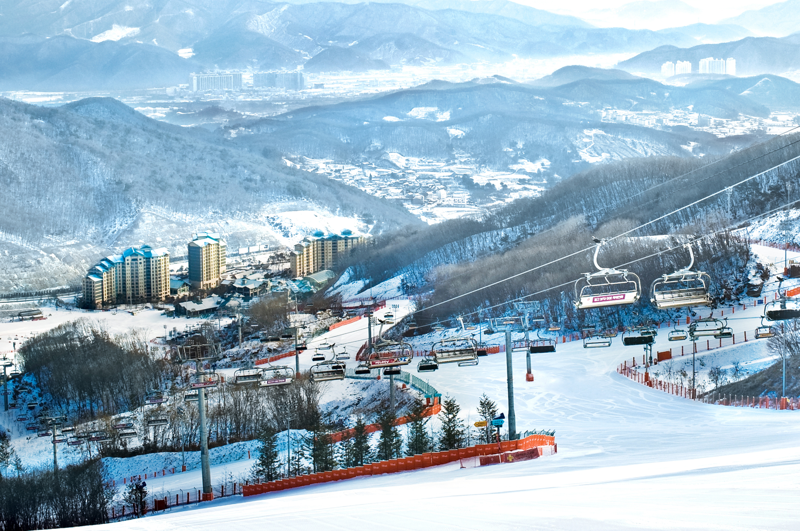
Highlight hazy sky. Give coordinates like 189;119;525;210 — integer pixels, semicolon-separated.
515;0;785;22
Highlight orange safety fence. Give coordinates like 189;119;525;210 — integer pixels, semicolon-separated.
330;316;362;331
242;433;556;497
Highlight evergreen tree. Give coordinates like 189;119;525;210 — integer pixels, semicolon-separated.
251;427;282;482
305;409;338;473
288;445;308;477
477;394;499;444
438;396;465;451
347;416;372;467
376;409;403;461
406;399;433;456
0;430;15;478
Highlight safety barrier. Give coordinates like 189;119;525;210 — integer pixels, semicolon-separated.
328;400;441;443
254;350;297;366
329;315;362;331
618;364;800;410
241;433;556;498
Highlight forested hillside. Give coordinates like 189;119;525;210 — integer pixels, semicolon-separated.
0;97;420;293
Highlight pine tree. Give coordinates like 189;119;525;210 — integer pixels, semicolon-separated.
405;399;432;456
477;394;499;444
0;430;14;478
251;427;282;482
376;409;403;461
305;409;338;473
438;395;465;451
348;416;372;467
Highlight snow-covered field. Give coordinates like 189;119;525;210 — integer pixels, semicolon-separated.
76;282;800;530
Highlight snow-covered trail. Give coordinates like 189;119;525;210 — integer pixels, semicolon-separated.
87;294;800;530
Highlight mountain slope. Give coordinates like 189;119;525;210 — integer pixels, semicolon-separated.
685;75;800;112
531;66;640;88
0;96;420;292
224;79;763;183
617;35;800;77
0;34;200;91
657;23;753;45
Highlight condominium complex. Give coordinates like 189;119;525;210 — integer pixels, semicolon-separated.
661;61;675;77
188;232;227;290
191;73;243;91
699;57;735;75
291;230;366;277
676;61;692;74
253;71;305;91
82;245;170;308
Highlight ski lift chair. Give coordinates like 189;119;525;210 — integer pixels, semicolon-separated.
383;312;395;325
765;295;800;321
118;431;137;439
147;418;169;427
145;391;168;405
383;366;402;376
60;425;75;433
25;423;38;431
650;245;712;310
367;341;413;370
27;402;38;410
16;415;27;422
233;368;263;385
574;240;641;309
689;317;724;338
668;327;689;341
37;430;52;438
354;362;372;376
432;338;479;367
113;422;134;430
529;328;556;353
67;437;83;447
755;318;775;339
310;361;346;382
88;431;111;442
0;358;12;367
190;372;220;389
281;329;295;340
184;390;199;402
583;333;612;348
622;328;655;346
417;355;439;373
714;322;734;339
260;366;294;387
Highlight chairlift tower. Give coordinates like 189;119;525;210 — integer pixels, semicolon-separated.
1;357;11;412
175;336;222;499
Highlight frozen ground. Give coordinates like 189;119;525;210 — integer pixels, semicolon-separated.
82;280;800;530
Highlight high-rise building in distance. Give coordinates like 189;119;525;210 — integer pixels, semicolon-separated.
188;232;227;290
661;62;676;77
675;61;692;75
291;230;365;277
191;73;243;91
726;58;737;76
699;57;727;75
82;245;170;307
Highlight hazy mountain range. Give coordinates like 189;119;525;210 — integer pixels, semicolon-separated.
722;0;800;38
0;0;770;91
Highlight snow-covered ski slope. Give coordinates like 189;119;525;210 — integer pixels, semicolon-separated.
86;282;800;530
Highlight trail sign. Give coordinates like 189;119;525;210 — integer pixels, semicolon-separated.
474;420;488;428
491;418;505;427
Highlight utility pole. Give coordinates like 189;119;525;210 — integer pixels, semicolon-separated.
2;363;8;412
504;328;516;441
237;313;242;348
196;360;212;498
294;327;300;375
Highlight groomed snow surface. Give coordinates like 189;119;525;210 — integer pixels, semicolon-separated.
81;292;800;530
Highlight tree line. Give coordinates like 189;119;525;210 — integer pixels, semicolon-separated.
252;394;503;481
